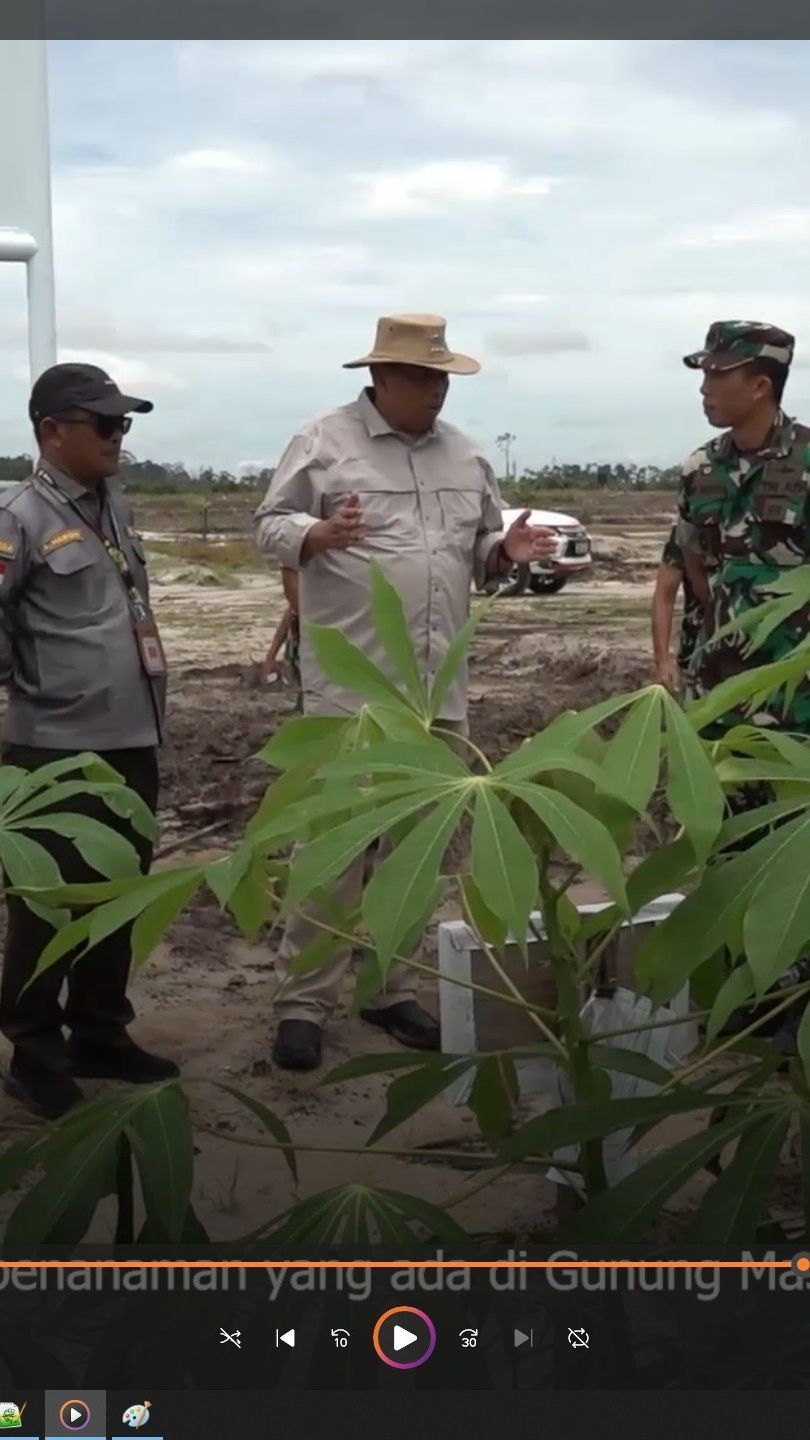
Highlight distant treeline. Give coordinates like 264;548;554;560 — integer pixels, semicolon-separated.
0;454;679;495
0;454;271;493
501;463;681;502
115;461;273;493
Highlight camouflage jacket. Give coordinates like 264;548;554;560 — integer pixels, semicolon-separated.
661;526;704;671
677;411;810;731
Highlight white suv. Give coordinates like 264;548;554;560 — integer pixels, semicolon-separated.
483;506;593;595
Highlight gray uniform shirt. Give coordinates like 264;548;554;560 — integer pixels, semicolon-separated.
0;461;165;750
255;389;504;720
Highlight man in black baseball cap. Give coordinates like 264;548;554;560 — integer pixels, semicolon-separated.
27;363;154;492
0;361;176;1119
29;361;155;423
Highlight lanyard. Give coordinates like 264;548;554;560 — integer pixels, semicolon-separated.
36;468;149;623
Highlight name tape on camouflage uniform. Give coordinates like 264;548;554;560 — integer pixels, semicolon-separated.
41;529;84;556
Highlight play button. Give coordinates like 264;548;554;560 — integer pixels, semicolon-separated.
373;1306;436;1370
59;1399;91;1431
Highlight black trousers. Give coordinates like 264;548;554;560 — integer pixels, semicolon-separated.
0;744;159;1076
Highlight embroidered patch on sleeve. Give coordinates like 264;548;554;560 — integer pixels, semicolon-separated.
42;529;84;556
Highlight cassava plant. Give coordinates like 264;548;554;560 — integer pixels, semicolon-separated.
5;563;810;1245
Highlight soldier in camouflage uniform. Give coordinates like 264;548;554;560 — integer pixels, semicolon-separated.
677;320;810;1049
677;320;809;732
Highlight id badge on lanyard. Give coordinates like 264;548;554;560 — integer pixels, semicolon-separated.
38;468;168;680
133;617;168;678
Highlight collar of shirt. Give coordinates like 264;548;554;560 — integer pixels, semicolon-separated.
356;387;439;448
36;458;108;516
712;409;794;464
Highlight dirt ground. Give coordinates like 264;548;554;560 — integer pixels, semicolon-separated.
2;488;745;1242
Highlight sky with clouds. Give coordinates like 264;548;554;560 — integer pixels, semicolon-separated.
1;38;810;473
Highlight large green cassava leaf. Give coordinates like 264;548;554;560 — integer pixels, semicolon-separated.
18;814;141;877
471;786;538;944
428;603;492;721
262;1184;468;1245
500;780;628;909
661;690;724;861
369;559;428;710
285;792;440;909
564;1111;770;1244
638;812;810;1003
4;1084;192;1244
362;791;469;968
684;1110;791;1244
742;818;810;994
4;778;157;840
501;1088;731;1163
127;1084;195;1244
306;623;417;714
27;866;204;982
687;656;808;733
600;690;663;815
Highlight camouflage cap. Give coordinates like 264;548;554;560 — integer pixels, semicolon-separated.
683;320;795;372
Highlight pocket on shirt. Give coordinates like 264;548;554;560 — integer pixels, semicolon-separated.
688;473;726;527
43;540;95;573
751;491;806;526
41;543;108;618
437;486;482;547
325;473;415;537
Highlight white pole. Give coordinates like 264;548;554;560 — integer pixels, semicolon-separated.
0;41;57;383
25;41;57;381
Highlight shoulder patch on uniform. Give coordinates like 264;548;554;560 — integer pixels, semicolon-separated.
0;538;16;558
42;529;84;556
681;446;709;476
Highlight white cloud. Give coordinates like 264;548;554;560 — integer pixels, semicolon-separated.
176;39;426;83
56;351;186;392
52;144;282;239
487;330;592;356
671;207;810;250
492;293;549;307
168;148;267;174
352;160;555;216
62;321;272;354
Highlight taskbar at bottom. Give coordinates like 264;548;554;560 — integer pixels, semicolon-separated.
0;1389;806;1437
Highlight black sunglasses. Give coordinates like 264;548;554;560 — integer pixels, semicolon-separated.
51;413;133;439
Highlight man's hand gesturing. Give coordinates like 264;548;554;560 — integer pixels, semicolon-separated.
303;492;366;558
502;510;558;565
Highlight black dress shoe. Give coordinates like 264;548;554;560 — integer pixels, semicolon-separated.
4;1063;84;1120
69;1036;180;1083
272;1019;322;1071
360;1001;440;1051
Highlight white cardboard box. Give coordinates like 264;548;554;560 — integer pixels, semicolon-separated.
437;893;691;1105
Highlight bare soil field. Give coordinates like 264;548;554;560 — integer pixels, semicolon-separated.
4;487;748;1242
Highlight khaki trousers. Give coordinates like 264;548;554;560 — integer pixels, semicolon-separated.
273;719;467;1023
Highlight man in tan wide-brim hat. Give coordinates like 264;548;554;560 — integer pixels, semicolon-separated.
343;312;482;375
255;313;556;1072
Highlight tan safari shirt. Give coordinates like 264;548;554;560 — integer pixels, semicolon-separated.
255;388;505;720
0;461;165;750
